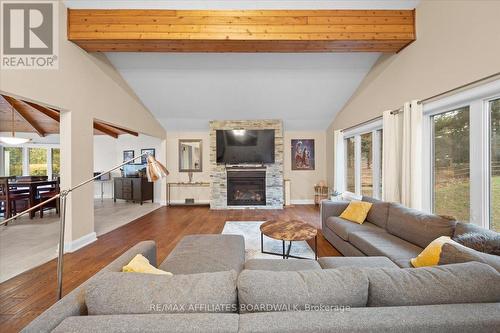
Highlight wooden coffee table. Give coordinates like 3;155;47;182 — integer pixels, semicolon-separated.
260;219;317;260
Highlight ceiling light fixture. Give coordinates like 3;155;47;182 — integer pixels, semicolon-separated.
0;101;31;145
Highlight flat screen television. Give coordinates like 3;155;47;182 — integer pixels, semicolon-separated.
216;129;275;164
123;164;146;177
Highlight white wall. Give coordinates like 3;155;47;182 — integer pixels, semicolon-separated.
0;2;166;248
284;131;327;204
93;134;163;203
326;0;500;186
166;131;211;203
165;130;326;204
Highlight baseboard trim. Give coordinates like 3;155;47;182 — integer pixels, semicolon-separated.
290;199;315;205
63;232;97;253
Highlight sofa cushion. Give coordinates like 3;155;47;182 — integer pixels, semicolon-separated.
339;200;373;224
86;271;237;315
159;234;245;274
244;259;321;271
238;304;500;333
349;231;423;268
439;242;500;272
454;221;499;239
410;236;456;268
237;268;369;313
318;256;399;269
122;254;172;275
325;216;384;241
453;232;500;255
386;203;456;248
52;313;239;333
365;262;500;307
362;196;390;229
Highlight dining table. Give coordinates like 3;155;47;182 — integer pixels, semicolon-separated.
8;180;57;218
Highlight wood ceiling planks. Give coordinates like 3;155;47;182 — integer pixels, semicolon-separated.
67;9;416;53
0;95;138;138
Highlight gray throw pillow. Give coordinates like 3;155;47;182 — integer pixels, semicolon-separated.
453;232;500;255
86;270;238;315
365;262;500;307
237;268;369;313
439;242;500;272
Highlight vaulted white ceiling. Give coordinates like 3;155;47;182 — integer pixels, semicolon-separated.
106;52;380;131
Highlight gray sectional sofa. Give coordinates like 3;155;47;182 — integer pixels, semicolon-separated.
23;233;500;333
320;196;485;267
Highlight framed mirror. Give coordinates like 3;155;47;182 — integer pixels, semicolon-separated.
179;139;203;172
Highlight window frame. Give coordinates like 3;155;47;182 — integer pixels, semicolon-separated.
1;143;60;179
343;119;383;199
422;79;500;229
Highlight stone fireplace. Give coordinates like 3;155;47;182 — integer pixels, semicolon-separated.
227;170;266;206
209;119;284;209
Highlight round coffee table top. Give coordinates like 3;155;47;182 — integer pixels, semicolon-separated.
260;219;317;242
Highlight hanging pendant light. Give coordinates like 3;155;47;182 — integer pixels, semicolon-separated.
0;101;31;145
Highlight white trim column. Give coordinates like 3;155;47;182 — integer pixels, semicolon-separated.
372;129;381;199
60;109;97;252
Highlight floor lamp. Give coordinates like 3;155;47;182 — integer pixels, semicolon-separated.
0;153;169;299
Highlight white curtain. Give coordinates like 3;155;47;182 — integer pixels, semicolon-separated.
382;109;403;202
401;100;423;209
333;129;345;193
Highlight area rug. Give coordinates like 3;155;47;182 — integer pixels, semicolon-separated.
221;221;315;260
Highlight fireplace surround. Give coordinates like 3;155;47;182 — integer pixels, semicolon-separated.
209;119;284;209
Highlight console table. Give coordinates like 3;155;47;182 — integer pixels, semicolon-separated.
114;177;153;205
167;182;210;206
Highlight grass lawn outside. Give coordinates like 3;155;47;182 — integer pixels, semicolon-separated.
435;176;500;231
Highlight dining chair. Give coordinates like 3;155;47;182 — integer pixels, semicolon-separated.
37;177;60;218
0;177;30;225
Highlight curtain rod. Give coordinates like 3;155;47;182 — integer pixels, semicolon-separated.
341;115;382;132
341;72;499;132
341;107;402;132
418;72;500;105
390;107;403;115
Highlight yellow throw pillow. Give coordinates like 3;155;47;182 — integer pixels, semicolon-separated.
411;236;457;268
122;254;173;276
339;200;373;224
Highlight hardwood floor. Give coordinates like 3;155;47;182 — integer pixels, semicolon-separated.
0;205;339;332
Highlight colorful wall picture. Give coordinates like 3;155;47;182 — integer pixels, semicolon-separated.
141;148;155;164
291;139;315;170
123;150;134;163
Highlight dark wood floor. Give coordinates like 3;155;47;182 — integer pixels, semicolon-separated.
0;205;339;332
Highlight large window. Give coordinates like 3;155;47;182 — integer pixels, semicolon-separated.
28;148;48;176
361;133;373;196
344;124;383;199
490;99;500;231
345;137;356;193
52;148;60;177
3;147;23;176
431;107;470;221
424;80;500;231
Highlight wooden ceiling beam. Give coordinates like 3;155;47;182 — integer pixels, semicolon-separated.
109;125;139;136
2;95;46;137
23;101;61;122
93;122;119;138
67;9;416;53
